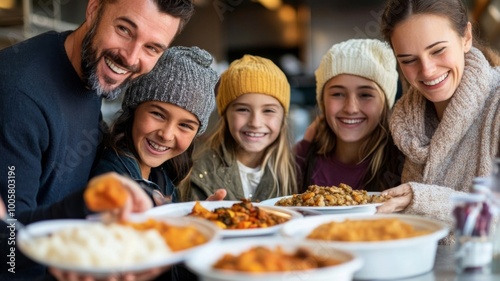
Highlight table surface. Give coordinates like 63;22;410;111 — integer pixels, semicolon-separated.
391;246;500;281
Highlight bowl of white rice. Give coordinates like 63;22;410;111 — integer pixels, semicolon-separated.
18;216;220;277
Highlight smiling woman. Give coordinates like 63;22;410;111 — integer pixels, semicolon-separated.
376;0;500;245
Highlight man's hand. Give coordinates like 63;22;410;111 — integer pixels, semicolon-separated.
85;173;153;221
114;174;153;220
0;197;5;218
49;266;166;281
376;183;413;213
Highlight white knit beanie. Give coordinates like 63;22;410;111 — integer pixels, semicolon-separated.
315;39;398;110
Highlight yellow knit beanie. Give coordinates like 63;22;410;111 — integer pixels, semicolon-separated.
217;55;290;116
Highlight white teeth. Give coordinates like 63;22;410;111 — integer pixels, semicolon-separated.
245;132;265;137
423;72;448;86
340;119;363;124
148;140;168;152
105;57;128;74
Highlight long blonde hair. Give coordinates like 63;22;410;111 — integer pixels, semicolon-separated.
204;114;298;196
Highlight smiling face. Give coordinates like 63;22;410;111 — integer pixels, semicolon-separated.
132;101;199;178
82;0;180;98
226;93;284;167
323;74;385;147
390;14;472;114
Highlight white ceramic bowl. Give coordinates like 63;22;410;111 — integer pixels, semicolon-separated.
280;214;449;280
17;216;221;277
185;237;363;281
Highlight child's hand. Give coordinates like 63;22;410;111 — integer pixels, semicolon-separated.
206;189;227;201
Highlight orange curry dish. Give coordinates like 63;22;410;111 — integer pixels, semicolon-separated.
125;218;208;252
307;218;431;242
213;246;341;272
188;200;289;230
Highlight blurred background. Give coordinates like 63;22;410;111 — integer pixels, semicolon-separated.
1;0;499;141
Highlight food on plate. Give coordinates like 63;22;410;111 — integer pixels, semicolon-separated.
21;222;170;268
21;218;210;268
126;218;208;251
307;218;430;241
275;183;390;207
188;200;289;229
213;246;341;272
84;174;128;211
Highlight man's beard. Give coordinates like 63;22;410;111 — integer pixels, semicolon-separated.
80;21;134;100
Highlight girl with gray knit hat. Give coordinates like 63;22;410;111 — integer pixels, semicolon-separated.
89;46;219;205
296;38;403;192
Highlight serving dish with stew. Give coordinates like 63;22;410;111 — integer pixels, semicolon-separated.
280;213;449;280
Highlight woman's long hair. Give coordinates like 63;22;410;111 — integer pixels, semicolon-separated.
203;113;299;197
106;107;194;185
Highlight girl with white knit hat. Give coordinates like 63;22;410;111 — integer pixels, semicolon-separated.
296;38;403;192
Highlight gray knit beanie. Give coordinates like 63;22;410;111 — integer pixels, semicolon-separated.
123;46;219;135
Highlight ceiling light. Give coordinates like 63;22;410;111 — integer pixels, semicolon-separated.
254;0;282;10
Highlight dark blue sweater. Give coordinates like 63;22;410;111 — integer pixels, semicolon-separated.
90;147;178;204
0;31;103;279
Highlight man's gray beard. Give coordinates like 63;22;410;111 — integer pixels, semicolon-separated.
87;70;131;101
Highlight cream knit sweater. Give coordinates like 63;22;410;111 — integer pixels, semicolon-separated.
390;47;500;244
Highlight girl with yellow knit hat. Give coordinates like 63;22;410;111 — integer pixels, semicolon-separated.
296;39;403;192
183;55;298;201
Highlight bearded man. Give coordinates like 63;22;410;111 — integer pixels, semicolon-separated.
0;0;194;279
